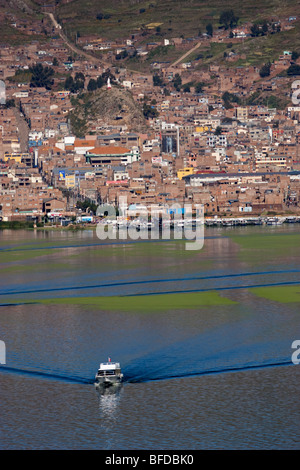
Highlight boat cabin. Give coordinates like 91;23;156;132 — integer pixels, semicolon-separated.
97;362;121;376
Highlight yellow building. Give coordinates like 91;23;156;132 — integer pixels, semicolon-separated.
2;153;32;166
3;153;23;163
65;174;76;189
236;107;248;121
177;167;194;180
195;126;210;133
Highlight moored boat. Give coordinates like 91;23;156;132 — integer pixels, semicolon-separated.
266;217;285;225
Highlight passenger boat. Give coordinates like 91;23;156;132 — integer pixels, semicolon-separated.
266;217;284;225
95;359;123;387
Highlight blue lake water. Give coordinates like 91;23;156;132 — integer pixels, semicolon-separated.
0;225;300;449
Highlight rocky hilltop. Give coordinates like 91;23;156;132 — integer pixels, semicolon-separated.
69;85;148;137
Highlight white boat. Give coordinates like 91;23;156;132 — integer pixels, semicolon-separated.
286;216;299;224
266;217;285;225
95;359;123;387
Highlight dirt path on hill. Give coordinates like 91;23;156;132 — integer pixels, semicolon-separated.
14;108;29;153
46;12;203;75
46;13;148;76
45;13;104;65
170;41;202;67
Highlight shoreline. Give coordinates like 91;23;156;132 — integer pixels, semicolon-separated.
1;214;300;231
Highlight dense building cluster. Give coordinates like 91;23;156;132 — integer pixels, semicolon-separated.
1;14;300;224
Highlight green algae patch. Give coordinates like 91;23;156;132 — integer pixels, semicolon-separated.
1;261;71;274
37;291;237;312
229;232;300;264
251;284;300;303
230;233;300;251
0;248;61;263
65;239;212;274
69;239;206;259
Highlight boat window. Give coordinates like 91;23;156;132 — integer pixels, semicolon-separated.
97;370;116;375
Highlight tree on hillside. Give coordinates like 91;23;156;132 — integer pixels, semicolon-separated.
29;63;54;90
1;98;15;109
101;70;116;85
64;75;74;90
172;73;182;91
262;20;269;35
222;91;240;109
75;72;85;82
76;199;97;214
287;64;300;75
206;23;213;37
250;24;260;37
143;102;159;119
259;62;271;78
195;82;204;93
153;74;164;87
251;21;270;37
116;49;128;60
219;10;239;30
87;78;97;91
96;75;105;88
64;75;84;93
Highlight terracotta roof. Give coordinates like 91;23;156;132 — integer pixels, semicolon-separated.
74;140;96;147
37;146;51;153
88;145;131;155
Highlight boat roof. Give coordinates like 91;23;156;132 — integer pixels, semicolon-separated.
99;362;120;370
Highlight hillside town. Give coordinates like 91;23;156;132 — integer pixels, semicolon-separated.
1;9;300;227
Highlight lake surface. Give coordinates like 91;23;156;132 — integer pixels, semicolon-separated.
0;225;300;450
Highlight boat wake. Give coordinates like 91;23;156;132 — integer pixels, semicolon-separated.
124;359;293;383
0;365;94;385
0;359;294;386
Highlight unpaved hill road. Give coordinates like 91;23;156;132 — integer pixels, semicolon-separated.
171;41;202;68
45;13;104;65
46;12;203;74
13;108;29;153
46;13;145;76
